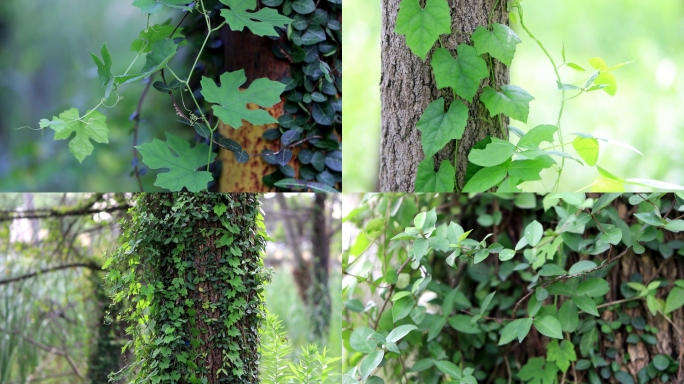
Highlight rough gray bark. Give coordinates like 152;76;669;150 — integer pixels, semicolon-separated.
379;0;509;191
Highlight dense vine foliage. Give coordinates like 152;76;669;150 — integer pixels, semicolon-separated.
394;0;684;193
343;193;684;383
104;192;270;383
261;0;343;192
30;0;340;192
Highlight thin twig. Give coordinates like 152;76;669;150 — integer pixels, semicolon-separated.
0;262;101;285
510;245;637;316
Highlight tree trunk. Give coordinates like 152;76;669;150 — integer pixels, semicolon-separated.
139;193;265;383
310;193;331;338
218;22;291;192
379;0;509;191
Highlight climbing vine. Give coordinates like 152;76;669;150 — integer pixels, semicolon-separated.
104;192;270;383
343;192;684;383
31;0;340;192
395;0;684;193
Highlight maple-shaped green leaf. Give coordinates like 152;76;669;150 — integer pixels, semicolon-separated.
116;39;178;85
52;108;109;163
415;158;455;192
135;132;216;192
89;42;115;99
518;357;558;384
200;70;285;128
394;0;451;60
132;0;193;14
471;23;522;66
416;98;468;157
468;137;515;167
546;340;577;373
220;0;293;37
131;24;185;53
431;45;488;102
480;85;535;123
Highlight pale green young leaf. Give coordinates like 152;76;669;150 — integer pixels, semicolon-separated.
624;178;684;191
572;136;599;166
415;158;455;192
462;164;508;192
524;220;543;247
416;98;468;157
516;124;557;149
497;176;522;192
471;23;521;66
220;0;293;37
665;220;684;232
394;0;451;60
664;287;684;314
546;340;577;373
53;108;109;163
533;315;563;339
646;294;661;316
200;70;285;128
572;294;599;317
480;85;535;123
431;45;489;101
360;350;384;381
136;133;215;192
468;137;515;167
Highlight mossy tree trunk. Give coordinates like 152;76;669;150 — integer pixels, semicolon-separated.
379;0;509;191
131;193;267;383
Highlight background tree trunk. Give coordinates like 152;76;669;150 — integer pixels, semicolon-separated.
310;194;331;338
379;0;509;191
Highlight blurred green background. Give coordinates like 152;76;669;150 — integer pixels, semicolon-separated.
343;0;684;192
0;1;190;191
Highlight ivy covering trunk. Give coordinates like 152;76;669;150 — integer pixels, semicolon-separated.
105;192;269;384
379;0;509;191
